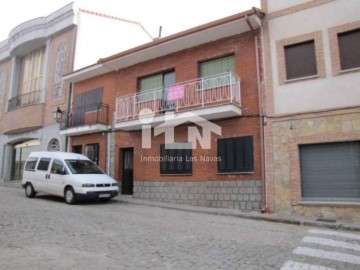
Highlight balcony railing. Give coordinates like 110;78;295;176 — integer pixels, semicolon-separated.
115;72;241;122
60;103;109;130
7;90;43;111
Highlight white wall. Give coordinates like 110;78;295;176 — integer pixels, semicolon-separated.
74;11;153;70
267;0;311;13
268;0;360;115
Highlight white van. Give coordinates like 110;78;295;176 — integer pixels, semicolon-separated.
21;151;119;204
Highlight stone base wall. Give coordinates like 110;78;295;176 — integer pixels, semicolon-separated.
267;111;360;220
133;180;262;211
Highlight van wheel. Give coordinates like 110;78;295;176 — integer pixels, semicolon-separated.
64;187;76;204
25;183;36;198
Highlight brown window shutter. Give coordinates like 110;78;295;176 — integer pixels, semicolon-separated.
285;40;317;80
338;29;360;70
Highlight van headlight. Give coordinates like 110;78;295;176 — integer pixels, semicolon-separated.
82;183;95;187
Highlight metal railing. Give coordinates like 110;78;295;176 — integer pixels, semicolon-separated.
115;72;241;122
60;103;109;130
7;90;43;111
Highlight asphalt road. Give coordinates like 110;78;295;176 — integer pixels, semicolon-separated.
1;186;359;269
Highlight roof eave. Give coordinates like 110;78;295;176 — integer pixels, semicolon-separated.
64;8;263;83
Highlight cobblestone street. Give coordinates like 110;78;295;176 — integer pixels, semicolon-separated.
1;186;359;270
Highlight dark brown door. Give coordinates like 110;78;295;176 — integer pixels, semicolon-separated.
121;148;133;195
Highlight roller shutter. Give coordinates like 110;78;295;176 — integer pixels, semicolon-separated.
300;142;360;202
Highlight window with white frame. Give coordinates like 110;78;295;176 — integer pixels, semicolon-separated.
53;43;67;100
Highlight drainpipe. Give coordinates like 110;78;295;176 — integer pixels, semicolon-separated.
65;82;73;152
254;32;268;213
106;131;111;175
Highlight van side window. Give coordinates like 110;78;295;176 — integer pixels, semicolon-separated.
37;158;51;171
51;159;66;174
25;157;38;171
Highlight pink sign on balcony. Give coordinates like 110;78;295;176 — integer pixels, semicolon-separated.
167;85;184;101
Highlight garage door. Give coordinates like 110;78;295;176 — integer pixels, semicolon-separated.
300;141;360;202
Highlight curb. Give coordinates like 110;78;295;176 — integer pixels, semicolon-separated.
116;197;360;232
2;183;360;232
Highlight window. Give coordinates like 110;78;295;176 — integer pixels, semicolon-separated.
300;142;360;202
48;138;60;152
73;88;103;126
160;144;192;174
53;43;67;100
284;40;317;80
0;71;6;114
85;144;99;165
338;29;360;70
8;47;45;110
51;159;66;174
200;56;235;89
138;71;175;102
37;158;51;171
200;55;235;78
217;136;254;173
25;157;38;171
277;32;325;84
65;159;103;174
19;47;45;95
72;145;82;154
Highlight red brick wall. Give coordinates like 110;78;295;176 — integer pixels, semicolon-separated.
114;31;262;182
71;30;262;184
71;72;116;126
114;32;260;116
115;117;262;182
70;133;108;172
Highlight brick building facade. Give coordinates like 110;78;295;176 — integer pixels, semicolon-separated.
64;9;265;210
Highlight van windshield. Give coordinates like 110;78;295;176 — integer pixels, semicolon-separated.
65;159;104;174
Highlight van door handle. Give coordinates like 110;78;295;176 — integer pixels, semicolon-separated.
46;174;50;179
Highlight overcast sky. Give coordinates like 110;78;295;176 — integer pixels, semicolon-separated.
0;0;260;41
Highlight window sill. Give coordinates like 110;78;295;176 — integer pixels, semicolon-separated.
299;201;360;207
160;174;192;176
284;74;319;84
217;171;254;175
338;67;360;75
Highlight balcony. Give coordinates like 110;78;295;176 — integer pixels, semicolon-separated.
7;90;43;111
114;72;242;131
60;103;110;136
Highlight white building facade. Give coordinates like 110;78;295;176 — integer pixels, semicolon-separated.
262;0;360;220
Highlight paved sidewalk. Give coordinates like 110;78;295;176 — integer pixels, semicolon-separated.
3;181;360;232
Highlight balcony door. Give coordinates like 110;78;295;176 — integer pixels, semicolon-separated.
139;71;175;111
73;88;103;126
